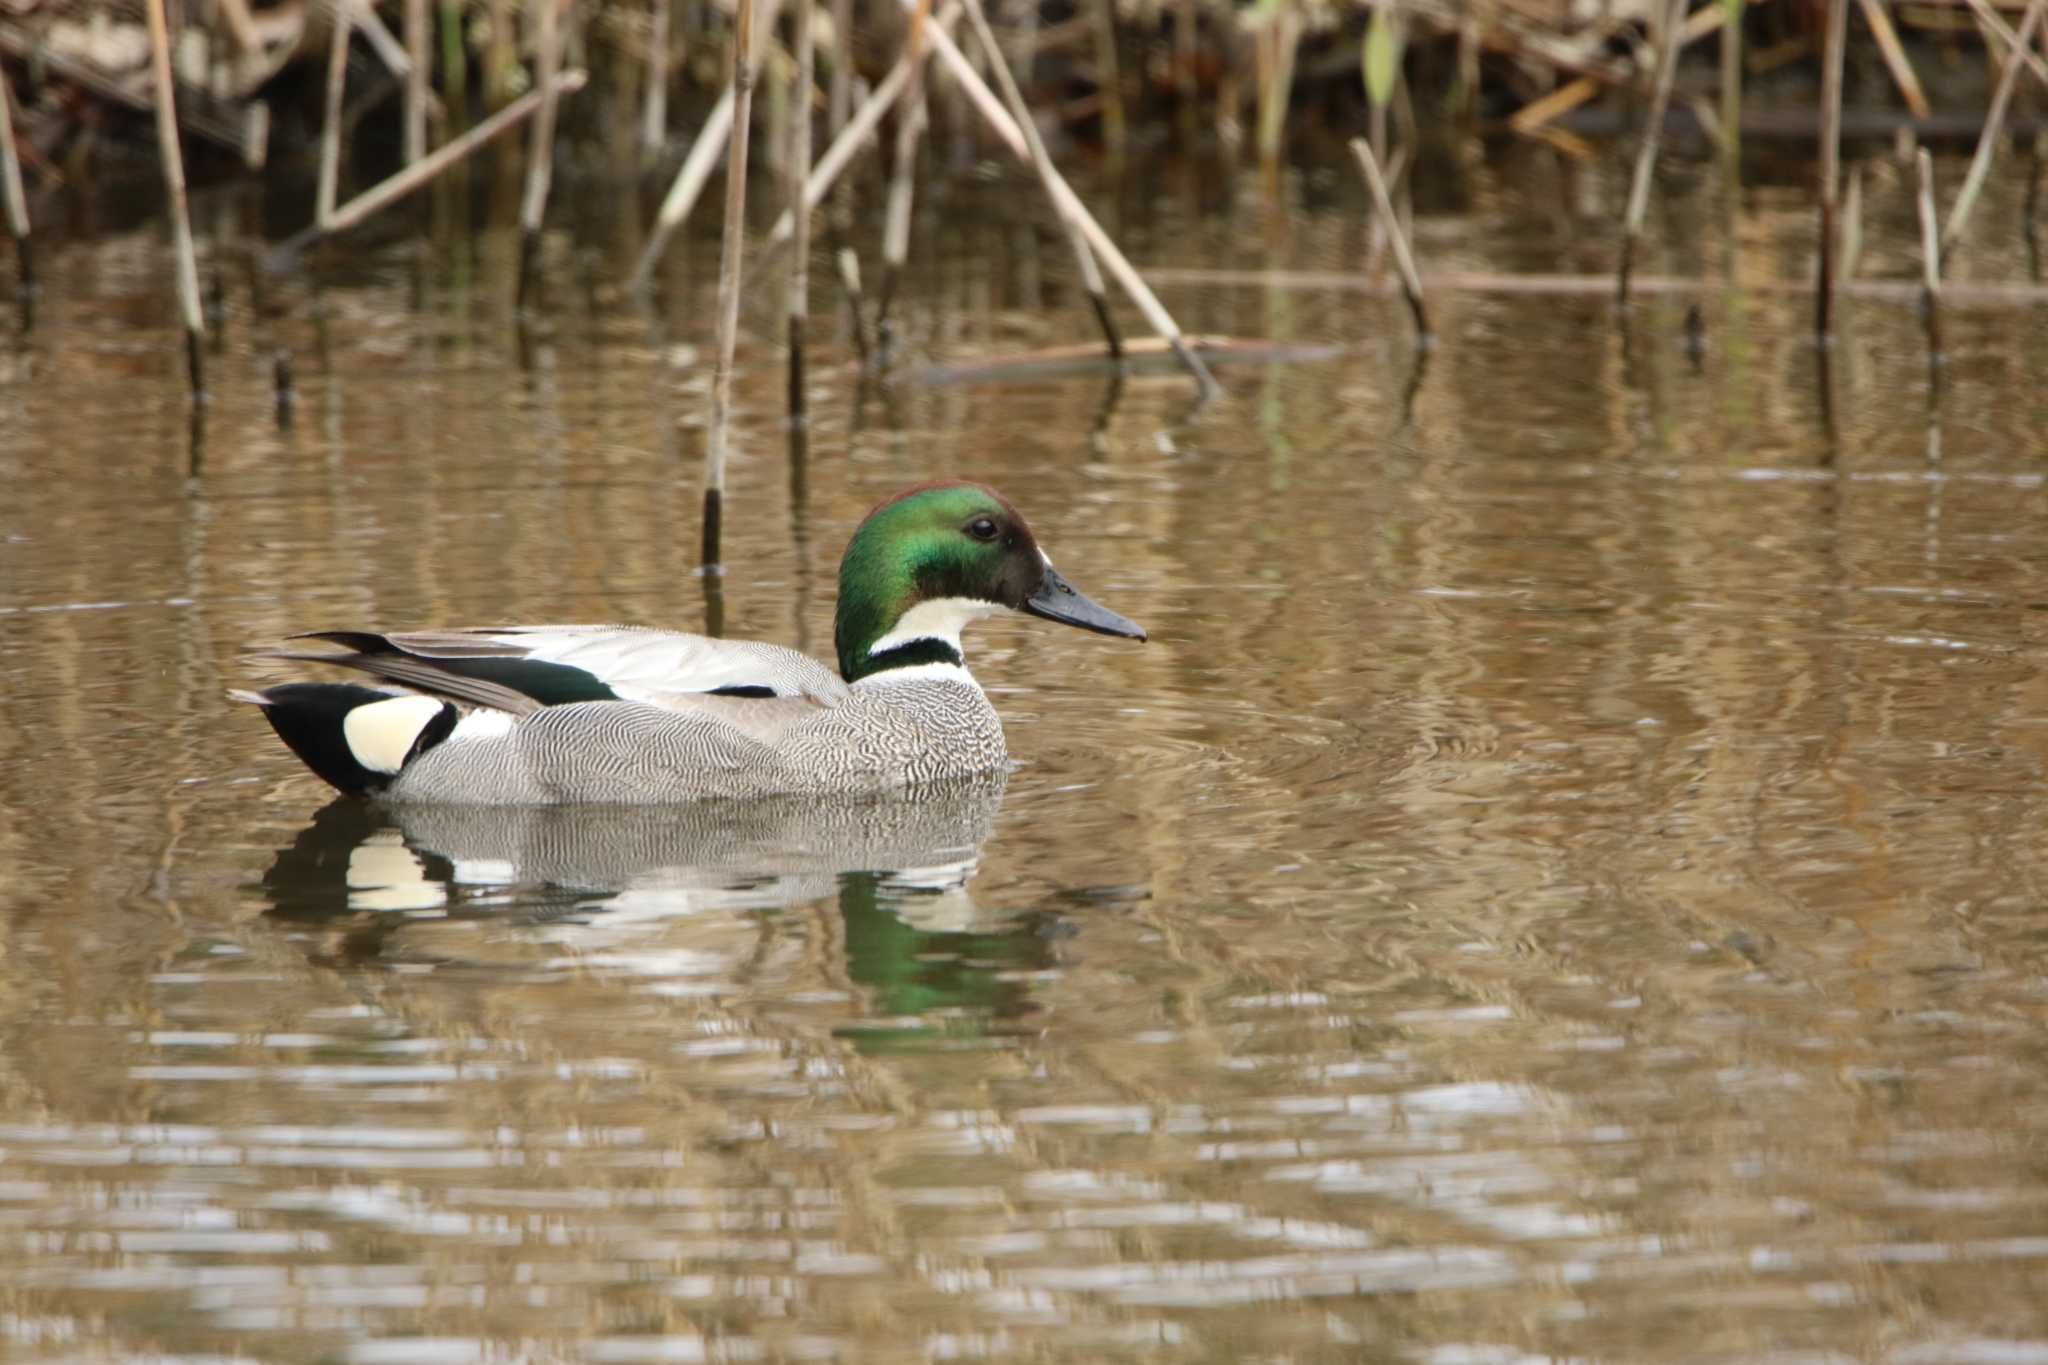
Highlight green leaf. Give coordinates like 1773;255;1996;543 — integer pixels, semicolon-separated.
1364;7;1402;110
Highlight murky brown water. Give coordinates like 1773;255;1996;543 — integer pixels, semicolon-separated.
5;145;2048;1361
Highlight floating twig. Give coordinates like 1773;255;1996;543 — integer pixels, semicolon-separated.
518;0;567;310
145;0;206;396
1618;0;1687;306
630;0;782;291
1816;0;1848;339
787;0;814;420
963;0;1123;358
1943;0;2047;260
704;0;758;572
1348;137;1430;343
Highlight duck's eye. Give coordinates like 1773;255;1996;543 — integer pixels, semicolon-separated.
966;516;1000;542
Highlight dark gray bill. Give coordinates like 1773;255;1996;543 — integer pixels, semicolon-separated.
1024;564;1147;641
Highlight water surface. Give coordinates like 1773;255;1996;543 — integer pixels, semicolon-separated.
4;146;2048;1362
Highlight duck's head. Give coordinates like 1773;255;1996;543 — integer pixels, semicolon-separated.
834;481;1147;683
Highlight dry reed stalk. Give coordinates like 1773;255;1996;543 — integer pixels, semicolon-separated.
145;0;205;394
963;0;1122;358
787;0;814;419
348;0;415;78
1916;147;1944;358
1944;0;2047;258
0;60;29;295
288;70;588;251
518;0;566;308
765;11;949;243
1855;0;1931;117
1959;0;2048;86
905;1;1218;395
642;0;670;154
875;0;932;352
630;0;783;289
704;0;759;571
1816;0;1848;338
318;0;353;227
1348;137;1429;342
1618;0;1687;306
405;0;429;162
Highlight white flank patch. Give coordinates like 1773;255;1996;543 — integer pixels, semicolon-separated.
868;596;1004;658
449;709;517;743
341;696;447;775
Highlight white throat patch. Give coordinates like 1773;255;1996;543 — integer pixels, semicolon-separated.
868;596;1005;658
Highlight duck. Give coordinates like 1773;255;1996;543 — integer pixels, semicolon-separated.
233;480;1146;804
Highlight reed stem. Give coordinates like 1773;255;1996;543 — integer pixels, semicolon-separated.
704;0;758;572
630;0;782;289
1618;0;1686;306
1719;0;1743;178
1348;137;1429;342
787;0;814;420
876;0;932;354
1944;0;2047;260
1842;162;1865;280
765;10;949;243
902;0;1218;395
1816;0;1848;339
1916;147;1944;361
284;70;588;254
963;0;1122;358
404;0;430;162
318;0;353;227
145;0;206;395
641;0;670;154
518;0;566;309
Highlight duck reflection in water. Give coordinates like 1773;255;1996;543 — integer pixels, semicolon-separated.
257;773;1067;1048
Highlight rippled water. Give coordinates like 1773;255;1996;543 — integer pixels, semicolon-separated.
5;145;2048;1361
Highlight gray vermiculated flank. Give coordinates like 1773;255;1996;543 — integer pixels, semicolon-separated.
385;676;1007;805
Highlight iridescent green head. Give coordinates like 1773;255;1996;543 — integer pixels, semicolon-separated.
833;481;1146;683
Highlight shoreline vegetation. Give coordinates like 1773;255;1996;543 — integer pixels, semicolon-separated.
2;0;2042;548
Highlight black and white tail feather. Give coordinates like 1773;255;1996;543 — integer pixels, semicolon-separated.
229;682;462;797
